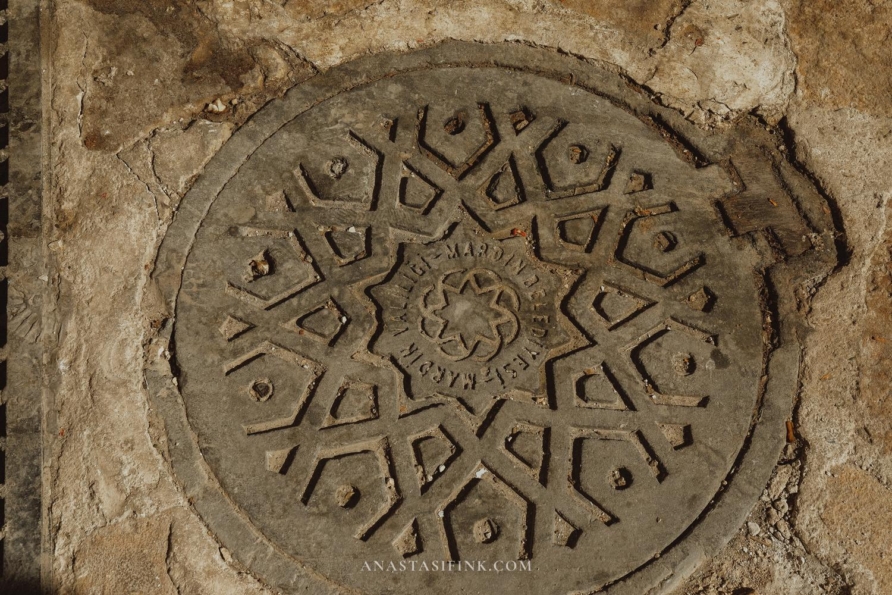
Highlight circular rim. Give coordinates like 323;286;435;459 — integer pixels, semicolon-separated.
145;40;834;595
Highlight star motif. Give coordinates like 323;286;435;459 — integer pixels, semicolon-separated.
421;268;520;362
369;219;586;423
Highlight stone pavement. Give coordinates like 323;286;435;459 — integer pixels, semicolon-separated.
3;2;891;594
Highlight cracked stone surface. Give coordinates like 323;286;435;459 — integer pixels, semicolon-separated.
9;0;892;594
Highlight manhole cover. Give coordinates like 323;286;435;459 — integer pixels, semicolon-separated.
147;42;836;594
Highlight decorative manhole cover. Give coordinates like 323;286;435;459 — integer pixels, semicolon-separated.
147;43;836;594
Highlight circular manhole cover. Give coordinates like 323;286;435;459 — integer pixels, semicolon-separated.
147;43;836;594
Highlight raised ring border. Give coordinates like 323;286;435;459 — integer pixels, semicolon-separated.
144;40;838;595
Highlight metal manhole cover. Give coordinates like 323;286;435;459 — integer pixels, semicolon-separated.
146;42;836;595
